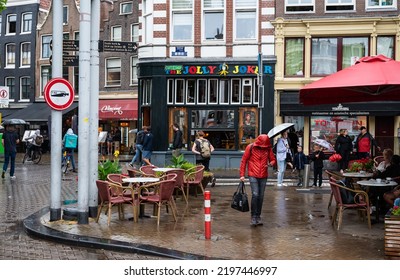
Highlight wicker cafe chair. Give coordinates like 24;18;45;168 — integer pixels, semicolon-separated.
166;168;187;204
330;180;371;230
183;165;205;202
95;180;135;226
140;165;158;176
325;170;345;209
107;173;130;187
139;179;178;225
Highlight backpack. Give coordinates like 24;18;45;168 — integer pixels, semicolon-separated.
35;135;44;145
136;130;145;145
199;139;211;158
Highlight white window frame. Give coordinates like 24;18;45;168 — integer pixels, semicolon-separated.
325;0;355;12
203;0;225;41
40;65;51;96
63;6;69;25
121;1;133;15
131;24;139;42
143;0;154;44
20;76;30;101
105;58;121;87
365;0;396;9
20;42;31;67
142;79;152;105
242;78;252;104
6;43;16;68
285;0;315;13
111;25;122;41
231;78;241;104
5;77;15;101
171;0;193;42
219;79;230;104
208;79;218;104
234;0;257;41
6;14;17;35
175;79;185;104
21;12;32;33
130;56;138;85
186;79;196;104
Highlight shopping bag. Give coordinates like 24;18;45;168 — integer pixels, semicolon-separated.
231;181;250;212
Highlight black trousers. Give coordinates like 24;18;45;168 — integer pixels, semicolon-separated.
313;167;323;187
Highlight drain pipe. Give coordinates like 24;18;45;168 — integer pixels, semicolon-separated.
204;190;211;240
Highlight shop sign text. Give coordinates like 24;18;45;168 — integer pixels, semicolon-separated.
101;105;123;115
165;64;273;76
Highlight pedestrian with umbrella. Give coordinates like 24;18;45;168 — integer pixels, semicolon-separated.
2;125;20;179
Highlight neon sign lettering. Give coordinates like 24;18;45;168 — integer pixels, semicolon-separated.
101;105;123;115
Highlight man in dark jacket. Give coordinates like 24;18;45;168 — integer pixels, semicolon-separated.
172;123;183;157
355;126;380;159
2;125;20;179
239;134;276;226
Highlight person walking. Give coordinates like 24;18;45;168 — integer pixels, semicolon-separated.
239;134;276;226
24;129;42;161
293;145;308;187
192;130;214;171
309;144;325;188
113;127;122;152
129;128;145;167
171;123;183;157
2;125;20;179
355;126;380;159
142;126;154;166
106;131;113;155
334;128;353;173
276;131;290;187
62;128;77;172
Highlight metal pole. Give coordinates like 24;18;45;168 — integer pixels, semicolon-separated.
49;0;63;221
88;0;100;218
77;1;91;224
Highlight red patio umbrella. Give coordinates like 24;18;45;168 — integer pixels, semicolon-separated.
299;55;400;105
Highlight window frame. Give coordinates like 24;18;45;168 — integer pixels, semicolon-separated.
197;79;207;104
325;0;355;12
234;0;257;41
365;0;396;10
41;35;52;59
120;1;133;15
5;77;15;101
111;25;122;41
186;79;196;104
203;0;225;41
20;42;31;67
285;0;315;13
242;78;252;104
63;6;69;25
231;78;241;104
131;24;139;42
105;58;122;87
175;79;185;104
130;56;138;85
21;12;32;33
6;14;17;35
40;65;52;97
171;0;193;42
5;43;16;68
377;35;395;59
20;76;31;101
219;79;230;105
284;38;305;77
208;79;218;104
143;0;154;44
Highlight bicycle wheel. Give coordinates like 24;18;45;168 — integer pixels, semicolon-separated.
22;152;28;164
63;157;69;174
32;151;42;164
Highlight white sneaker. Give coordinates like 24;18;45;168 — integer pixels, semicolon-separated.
281;183;288;187
10;176;16;180
277;184;283;187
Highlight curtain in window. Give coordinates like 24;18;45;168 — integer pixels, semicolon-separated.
285;38;304;76
172;0;193;9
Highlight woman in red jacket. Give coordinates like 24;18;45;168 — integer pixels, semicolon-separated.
240;134;276;226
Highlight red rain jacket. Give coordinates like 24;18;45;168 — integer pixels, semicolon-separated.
240;134;276;179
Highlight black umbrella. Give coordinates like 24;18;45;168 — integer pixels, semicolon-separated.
2;119;28;126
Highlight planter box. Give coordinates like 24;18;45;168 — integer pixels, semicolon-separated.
384;211;400;260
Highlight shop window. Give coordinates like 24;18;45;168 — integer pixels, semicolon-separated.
285;38;304;76
169;107;187;147
239;108;258;150
220;79;230;104
377;36;394;59
197;79;207;104
208;79;218;104
141;79;152;105
242;79;252;104
167;79;174;104
231;79;240;104
186;79;196;104
175;79;185;104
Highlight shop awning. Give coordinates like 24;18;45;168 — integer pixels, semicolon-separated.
280;92;400;116
5;102;79;122
99;99;138;120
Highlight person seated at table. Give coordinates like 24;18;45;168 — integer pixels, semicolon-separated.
373;154;400;179
375;148;393;173
383;186;400;207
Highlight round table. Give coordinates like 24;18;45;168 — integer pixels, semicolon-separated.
342;172;374;179
152;167;178;173
122;177;160;184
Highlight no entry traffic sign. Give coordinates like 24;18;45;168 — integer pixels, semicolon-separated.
44;78;75;111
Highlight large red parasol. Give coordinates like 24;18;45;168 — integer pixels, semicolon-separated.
299;55;400;105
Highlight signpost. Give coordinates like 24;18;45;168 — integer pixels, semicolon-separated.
99;40;137;53
0;86;9;107
63;55;79;66
63;40;79;52
44;78;75;111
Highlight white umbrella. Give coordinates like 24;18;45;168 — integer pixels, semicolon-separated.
313;138;333;150
129;129;138;134
267;123;294;138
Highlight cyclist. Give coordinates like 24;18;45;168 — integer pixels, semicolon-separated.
62;128;77;172
25;129;42;161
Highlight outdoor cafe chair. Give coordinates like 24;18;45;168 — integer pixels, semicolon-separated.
107;173;130;187
329;180;371;230
166;168;187;204
139;179;178;225
127;168;152;178
96;180;136;226
183;165;205;202
140;165;158;176
325;170;345;209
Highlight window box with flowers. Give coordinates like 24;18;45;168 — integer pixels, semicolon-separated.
384;204;400;259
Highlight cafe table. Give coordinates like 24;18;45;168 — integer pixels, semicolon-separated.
357;179;398;223
122;177;160;221
341;172;374;189
152;167;178;173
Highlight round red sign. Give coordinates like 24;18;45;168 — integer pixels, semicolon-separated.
44;78;75;111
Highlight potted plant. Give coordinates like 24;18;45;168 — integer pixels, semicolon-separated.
98;150;121;180
384;203;400;259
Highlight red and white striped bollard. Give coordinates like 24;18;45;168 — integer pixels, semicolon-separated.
204;190;211;240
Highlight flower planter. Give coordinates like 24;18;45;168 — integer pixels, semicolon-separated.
384;211;400;260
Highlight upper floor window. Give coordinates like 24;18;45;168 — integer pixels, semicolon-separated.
131;24;139;42
42;35;52;59
111;26;122;41
121;2;133;14
131;56;138;85
6;43;16;68
377;36;394;59
5;77;16;100
171;0;193;41
40;66;52;96
143;0;154;44
325;0;355;11
203;0;224;40
20;77;31;100
63;6;68;25
106;58;121;86
366;0;396;9
21;13;32;33
235;0;257;40
285;0;314;13
7;14;17;34
20;42;31;67
285;38;304;76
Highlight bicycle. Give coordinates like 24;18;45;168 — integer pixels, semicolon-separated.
62;149;74;174
22;143;42;164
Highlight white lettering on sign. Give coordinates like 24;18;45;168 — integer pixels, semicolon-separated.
101;105;123;115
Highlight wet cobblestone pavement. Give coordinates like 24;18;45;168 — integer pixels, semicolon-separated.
2;154;386;260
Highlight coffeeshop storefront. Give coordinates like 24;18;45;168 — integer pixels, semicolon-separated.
280;91;400;156
137;58;276;169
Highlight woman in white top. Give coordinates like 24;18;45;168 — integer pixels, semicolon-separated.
376;148;393;173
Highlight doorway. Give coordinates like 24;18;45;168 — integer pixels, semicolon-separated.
375;116;394;156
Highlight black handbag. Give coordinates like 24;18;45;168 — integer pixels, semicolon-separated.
231;181;250;212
